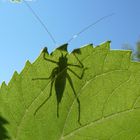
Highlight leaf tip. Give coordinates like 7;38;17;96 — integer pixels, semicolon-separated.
107;40;111;43
13;71;19;77
72;48;81;54
20;60;32;75
25;60;31;66
41;47;49;54
8;71;19;86
96;40;111;50
0;81;7;90
56;43;68;52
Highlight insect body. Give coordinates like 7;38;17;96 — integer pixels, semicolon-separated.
33;44;86;125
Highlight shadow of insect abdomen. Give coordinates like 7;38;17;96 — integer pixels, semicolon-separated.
54;53;68;117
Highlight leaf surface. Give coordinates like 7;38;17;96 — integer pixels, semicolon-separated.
1;41;140;140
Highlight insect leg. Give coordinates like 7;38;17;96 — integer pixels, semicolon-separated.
68;54;83;68
32;71;52;80
73;53;83;68
68;64;82;68
67;67;86;79
34;79;54;116
32;67;58;81
43;52;58;64
66;73;81;125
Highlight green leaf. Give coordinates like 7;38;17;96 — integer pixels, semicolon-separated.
1;41;140;140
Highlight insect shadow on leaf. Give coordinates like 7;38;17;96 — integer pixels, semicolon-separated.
22;0;114;125
32;44;87;125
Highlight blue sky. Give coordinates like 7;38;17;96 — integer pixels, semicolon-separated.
0;0;140;84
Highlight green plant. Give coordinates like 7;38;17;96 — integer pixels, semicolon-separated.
1;41;140;140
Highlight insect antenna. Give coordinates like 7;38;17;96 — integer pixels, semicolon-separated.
67;13;115;43
22;0;114;48
22;0;57;45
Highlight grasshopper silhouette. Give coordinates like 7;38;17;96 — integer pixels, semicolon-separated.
23;0;113;125
33;44;86;125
